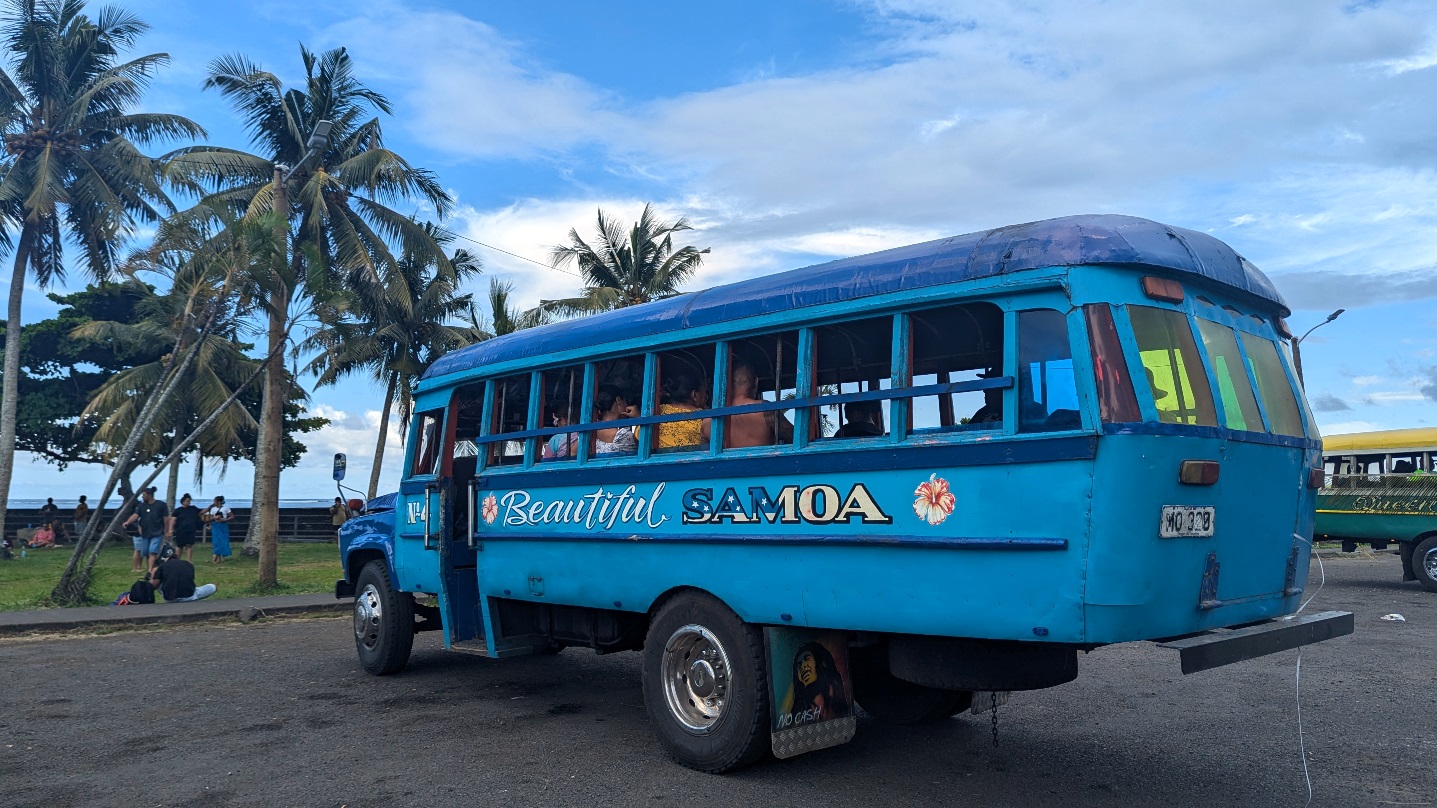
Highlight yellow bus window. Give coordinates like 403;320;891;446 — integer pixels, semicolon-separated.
1129;306;1217;427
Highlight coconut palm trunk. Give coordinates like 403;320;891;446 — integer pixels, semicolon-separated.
368;370;398;500
0;231;30;545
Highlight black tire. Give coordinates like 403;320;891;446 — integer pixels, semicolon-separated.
851;645;972;725
641;592;770;772
353;560;415;675
1414;536;1437;593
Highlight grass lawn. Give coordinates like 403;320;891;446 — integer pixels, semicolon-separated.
0;540;342;612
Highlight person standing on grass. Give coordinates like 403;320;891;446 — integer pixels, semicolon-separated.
123;487;170;572
150;544;216;602
74;495;91;535
171;494;203;562
207;496;233;564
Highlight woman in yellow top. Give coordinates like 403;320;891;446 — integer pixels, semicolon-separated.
656;373;708;450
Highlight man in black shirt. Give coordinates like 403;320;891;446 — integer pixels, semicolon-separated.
150;545;216;602
123;488;171;572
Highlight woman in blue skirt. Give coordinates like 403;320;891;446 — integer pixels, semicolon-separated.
207;495;233;563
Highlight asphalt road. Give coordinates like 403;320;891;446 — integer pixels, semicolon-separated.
1;553;1432;808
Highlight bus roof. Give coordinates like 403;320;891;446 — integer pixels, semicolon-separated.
425;213;1285;381
1322;427;1437;454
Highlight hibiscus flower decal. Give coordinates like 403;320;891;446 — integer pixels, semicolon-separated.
481;494;499;525
913;474;956;526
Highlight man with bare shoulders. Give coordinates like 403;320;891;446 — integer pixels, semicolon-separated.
703;362;794;448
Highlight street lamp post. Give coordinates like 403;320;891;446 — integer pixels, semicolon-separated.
1291;308;1344;388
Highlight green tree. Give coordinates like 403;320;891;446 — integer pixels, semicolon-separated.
546;204;708;314
306;222;482;499
479;276;548;338
161;45;452;586
0;0;204;547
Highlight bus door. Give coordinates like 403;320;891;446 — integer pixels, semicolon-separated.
440;383;486;647
396;409;445;598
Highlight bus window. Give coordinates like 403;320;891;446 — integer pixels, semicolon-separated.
488;373;532;466
1195;320;1264;432
813;316;893;440
452;382;485;471
591;354;645;457
1018;309;1080;432
1084;304;1140;423
539;364;585;462
1128;306;1217;426
410;410;443;477
654;344;714;453
1238;333;1305;437
910;302;1004;432
725;330;799;448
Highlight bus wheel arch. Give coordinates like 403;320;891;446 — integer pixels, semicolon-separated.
640;589;771;772
354;559;415;675
1412;534;1437;593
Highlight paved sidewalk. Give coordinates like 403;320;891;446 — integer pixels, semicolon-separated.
0;593;348;635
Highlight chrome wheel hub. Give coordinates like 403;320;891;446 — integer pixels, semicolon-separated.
1424;546;1437;580
661;624;732;734
354;583;383;650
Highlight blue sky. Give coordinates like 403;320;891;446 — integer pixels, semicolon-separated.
6;0;1437;502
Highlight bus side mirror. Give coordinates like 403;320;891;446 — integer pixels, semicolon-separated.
333;453;347;482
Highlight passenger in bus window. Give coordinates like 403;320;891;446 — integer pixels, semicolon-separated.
705;361;792;448
593;385;637;456
656;374;709;450
968;370;1003;427
542;400;581;460
833;399;885;438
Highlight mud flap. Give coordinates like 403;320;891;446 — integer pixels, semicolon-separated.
764;627;857;759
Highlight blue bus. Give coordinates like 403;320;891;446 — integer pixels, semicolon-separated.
336;214;1352;772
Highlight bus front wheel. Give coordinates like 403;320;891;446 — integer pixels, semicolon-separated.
353;560;415;675
1414;536;1437;593
641;593;770;773
851;645;973;724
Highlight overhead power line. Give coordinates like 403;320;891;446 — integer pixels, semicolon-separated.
428;223;581;278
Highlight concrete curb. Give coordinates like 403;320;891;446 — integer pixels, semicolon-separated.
0;593;348;635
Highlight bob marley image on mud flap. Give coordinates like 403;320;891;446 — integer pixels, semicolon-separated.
765;629;857;758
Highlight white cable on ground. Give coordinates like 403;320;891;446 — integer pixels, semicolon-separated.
1289;533;1322;806
1295;651;1312;807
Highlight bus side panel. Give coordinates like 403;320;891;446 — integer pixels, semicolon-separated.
474;458;1093;642
1085;434;1306;643
1316;512;1436;543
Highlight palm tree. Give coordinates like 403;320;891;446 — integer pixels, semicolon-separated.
306;222;482;499
77;262;260;506
161;45;452;586
480;276;547;337
546;204;709;314
0;0;204;547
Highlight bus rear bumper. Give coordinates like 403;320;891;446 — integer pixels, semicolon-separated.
1155;610;1354;674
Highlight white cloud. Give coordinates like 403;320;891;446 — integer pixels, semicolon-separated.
1318;420;1385;435
1362;391;1428;404
1351;375;1384;386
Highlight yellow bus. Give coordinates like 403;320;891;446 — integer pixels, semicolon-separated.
1317;427;1437;592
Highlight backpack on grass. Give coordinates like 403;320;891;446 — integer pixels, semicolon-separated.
127;578;155;605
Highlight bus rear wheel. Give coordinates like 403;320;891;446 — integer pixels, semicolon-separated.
354;560;414;675
641;592;770;772
851;645;972;724
1414;536;1437;593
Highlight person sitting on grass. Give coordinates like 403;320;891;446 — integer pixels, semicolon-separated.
150;544;217;603
26;523;57;549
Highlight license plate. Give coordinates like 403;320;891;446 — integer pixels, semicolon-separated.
1160;505;1215;538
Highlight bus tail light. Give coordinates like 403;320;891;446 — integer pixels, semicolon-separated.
1142;276;1185;303
1179;460;1219;485
1308;468;1325;489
